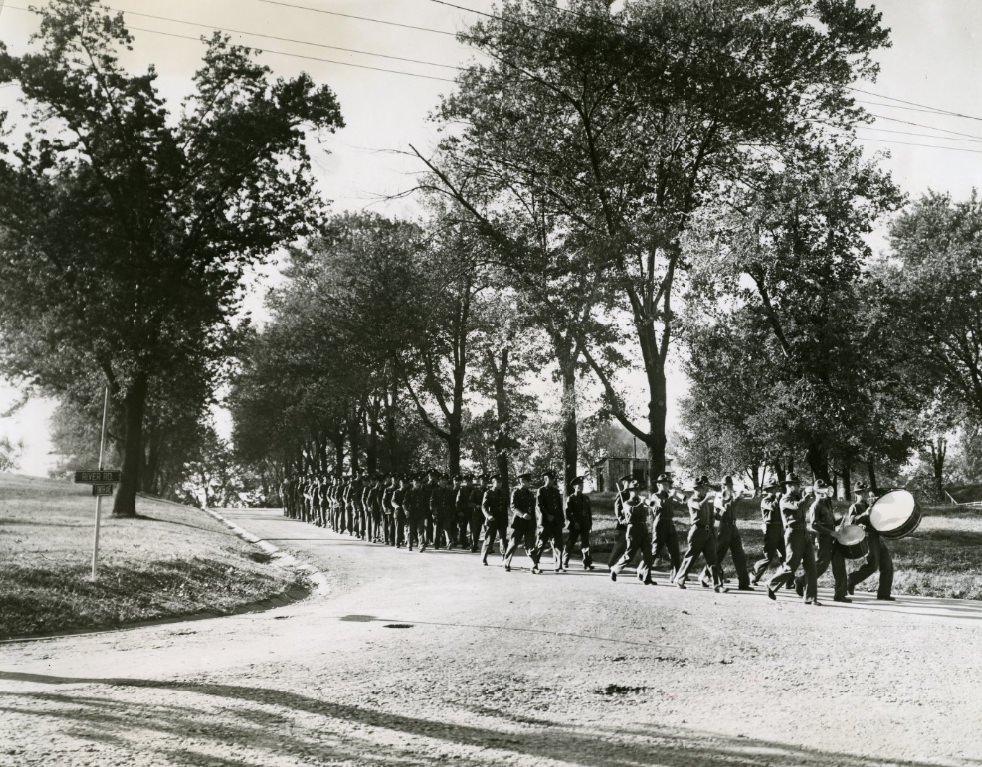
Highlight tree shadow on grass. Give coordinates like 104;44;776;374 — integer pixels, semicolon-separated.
0;671;941;767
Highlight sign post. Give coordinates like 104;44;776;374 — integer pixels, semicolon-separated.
91;387;110;580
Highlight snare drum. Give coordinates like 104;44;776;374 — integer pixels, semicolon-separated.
833;524;869;559
869;489;922;539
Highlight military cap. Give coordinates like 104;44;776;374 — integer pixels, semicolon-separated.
763;479;781;491
655;472;674;484
785;473;802;485
569;475;585;487
618;474;633;484
542;469;556;479
517;471;533;480
489;472;502;481
694;475;711;487
853;481;870;492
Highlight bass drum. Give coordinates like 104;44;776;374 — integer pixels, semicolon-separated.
869;489;922;539
834;524;869;559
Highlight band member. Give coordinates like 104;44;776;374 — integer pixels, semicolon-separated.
751;479;785;584
648;472;682;581
795;479;848;602
846;483;895;601
529;470;565;573
674;475;727;592
391;475;409;548
431;473;456;549
607;475;631;572
562;476;593;570
610;478;654;584
504;472;537;571
766;473;819;605
480;473;509;566
470;475;488;553
452;475;468;548
381;475;397;546
702;476;752;590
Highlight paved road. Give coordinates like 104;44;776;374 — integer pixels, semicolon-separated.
1;507;980;766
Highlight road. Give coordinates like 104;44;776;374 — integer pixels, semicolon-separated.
1;507;980;766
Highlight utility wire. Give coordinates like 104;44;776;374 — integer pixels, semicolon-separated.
255;0;458;37
865;112;982;142
855;135;982;155
850;86;982;124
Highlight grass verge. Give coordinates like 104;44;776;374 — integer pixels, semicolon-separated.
0;473;303;639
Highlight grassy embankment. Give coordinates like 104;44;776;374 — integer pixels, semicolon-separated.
588;493;982;599
0;473;303;639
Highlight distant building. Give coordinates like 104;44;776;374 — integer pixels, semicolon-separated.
592;455;674;492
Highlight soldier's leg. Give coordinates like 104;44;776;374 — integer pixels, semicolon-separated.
607;526;628;571
550;530;564;571
582;529;594;569
876;541;894;599
675;527;706;585
470;511;483;552
638;530;654;584
501;526;520;567
847;538;880;593
831;545;848;599
803;536;819;601
768;531;804;594
703;534;724;588
611;529;639;577
730;528;751;588
481;520;498;564
799;535;831;594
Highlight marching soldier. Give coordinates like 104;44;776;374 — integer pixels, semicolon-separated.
529;470;565;573
702;476;752;590
407;474;429;552
766;474;819;605
610;478;654;584
381;475;397;545
391;475;409;548
648;472;682;582
751;479;785;584
796;479;848;602
451;475;466;547
846;483;895;601
432;473;457;549
480;473;509;566
607;475;631;572
470;475;488;553
562;476;594;570
674;475;727;592
503;472;537;571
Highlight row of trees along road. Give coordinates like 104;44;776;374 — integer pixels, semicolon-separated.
0;0;343;515
4;0;982;507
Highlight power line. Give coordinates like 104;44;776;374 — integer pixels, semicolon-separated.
255;0;459;37
865;112;982;142
858;126;982;144
3;4;458;83
855;98;979;118
850;86;982;124
855;135;982;155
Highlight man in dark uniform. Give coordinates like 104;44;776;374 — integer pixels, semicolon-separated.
702;476;752;590
529;470;566;573
846;483;895;600
610;478;654;584
562;476;594;570
766;474;819;605
471;475;488;553
480;473;509;566
648;472;682;582
407;474;429;552
751;479;785;584
431;473;456;549
454;475;474;551
420;469;439;548
674;475;727;592
503;471;537;571
451;475;465;547
391;475;409;548
795;479;848;602
607;475;631;573
380;475;396;545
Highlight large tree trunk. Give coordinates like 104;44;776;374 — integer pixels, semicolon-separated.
559;350;578;494
347;410;361;474
930;437;947;502
112;372;148;518
806;439;830;483
331;431;345;478
867;459;878;494
842;464;852;500
644;361;668;488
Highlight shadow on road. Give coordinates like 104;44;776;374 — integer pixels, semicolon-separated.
0;671;940;767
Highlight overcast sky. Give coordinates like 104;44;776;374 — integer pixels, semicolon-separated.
2;0;982;475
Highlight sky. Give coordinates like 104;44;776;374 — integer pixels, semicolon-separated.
2;0;982;475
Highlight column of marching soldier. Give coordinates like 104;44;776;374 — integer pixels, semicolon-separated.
280;467;894;605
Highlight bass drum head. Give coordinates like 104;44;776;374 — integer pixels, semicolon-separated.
835;524;866;545
870;490;922;539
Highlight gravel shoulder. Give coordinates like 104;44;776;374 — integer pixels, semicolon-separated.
1;507;980;767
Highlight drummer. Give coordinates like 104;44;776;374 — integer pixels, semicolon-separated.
795;479;849;603
846;483;895;601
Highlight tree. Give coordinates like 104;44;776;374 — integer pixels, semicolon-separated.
0;0;343;516
417;0;891;485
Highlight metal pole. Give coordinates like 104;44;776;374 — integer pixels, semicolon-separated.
91;386;109;580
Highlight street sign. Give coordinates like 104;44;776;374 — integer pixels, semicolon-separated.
75;470;121;484
91;484;115;497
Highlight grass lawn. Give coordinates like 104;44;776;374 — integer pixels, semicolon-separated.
0;473;302;639
588;494;982;600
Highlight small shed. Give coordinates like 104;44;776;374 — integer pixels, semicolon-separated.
592;455;674;492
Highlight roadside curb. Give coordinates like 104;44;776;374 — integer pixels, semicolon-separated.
201;506;331;596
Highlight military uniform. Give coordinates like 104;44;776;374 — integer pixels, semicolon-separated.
610;492;654;583
766;478;819;603
503;477;536;570
846;491;894;600
562;479;593;570
649;485;682;580
381;478;396;545
607;477;631;571
431;478;456;549
391;480;409;548
529;476;565;572
703;484;751;590
674;478;725;590
751;485;786;583
796;489;847;601
480;479;509;565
